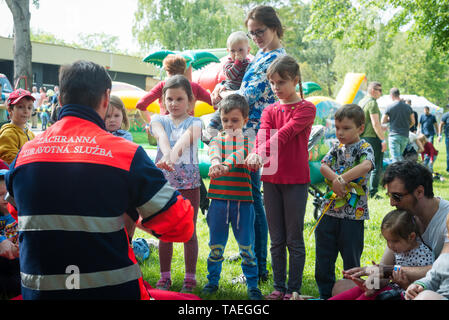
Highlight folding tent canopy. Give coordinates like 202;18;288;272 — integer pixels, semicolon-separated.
377;94;443;121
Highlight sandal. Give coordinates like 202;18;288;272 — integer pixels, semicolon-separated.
156;278;172;291
265;290;284;300
180;278;197;293
283;293;292;300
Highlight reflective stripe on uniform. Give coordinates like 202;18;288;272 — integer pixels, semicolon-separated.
19;214;125;233
137;182;176;219
21;263;142;291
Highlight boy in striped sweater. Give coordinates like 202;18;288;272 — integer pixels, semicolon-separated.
202;94;263;300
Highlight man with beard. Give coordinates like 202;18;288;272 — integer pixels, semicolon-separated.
331;161;449;297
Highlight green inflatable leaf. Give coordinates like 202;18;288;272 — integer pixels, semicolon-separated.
142;50;218;70
297;82;322;95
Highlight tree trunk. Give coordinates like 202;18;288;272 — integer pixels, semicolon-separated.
5;0;33;91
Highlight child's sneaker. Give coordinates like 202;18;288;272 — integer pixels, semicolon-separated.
201;283;219;296
180;278;197;293
156;278;172;291
247;287;264;300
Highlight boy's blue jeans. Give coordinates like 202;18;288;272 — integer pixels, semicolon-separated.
206;199;258;289
388;134;409;163
423;154;437;173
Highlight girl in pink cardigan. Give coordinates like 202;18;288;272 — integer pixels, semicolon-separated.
246;55;316;300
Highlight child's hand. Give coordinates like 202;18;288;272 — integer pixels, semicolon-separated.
392;268;410;289
156;154;174;172
208;163;228;179
0;239;19;260
245;153;262;171
331;176;347;198
235;51;246;62
405;283;424;300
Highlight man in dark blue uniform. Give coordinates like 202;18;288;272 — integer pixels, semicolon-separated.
5;60;194;300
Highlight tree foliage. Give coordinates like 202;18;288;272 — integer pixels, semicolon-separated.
306;0;449;56
133;0;244;51
331;29;449;106
76;33;121;54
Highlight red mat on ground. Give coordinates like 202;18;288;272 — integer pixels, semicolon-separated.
11;281;201;300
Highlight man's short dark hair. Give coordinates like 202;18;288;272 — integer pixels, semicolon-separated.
59;60;112;109
390;87;400;98
334;104;365;128
382;161;434;198
218;94;249;119
367;81;381;91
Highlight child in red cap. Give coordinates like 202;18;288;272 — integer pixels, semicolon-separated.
0;89;35;164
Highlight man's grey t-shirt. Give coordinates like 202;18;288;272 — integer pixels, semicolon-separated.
385;100;413;137
422;198;449;259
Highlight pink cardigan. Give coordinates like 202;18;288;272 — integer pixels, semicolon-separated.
255;100;316;184
135;81;212;115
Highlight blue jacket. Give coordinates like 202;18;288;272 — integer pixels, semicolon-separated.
5;104;193;299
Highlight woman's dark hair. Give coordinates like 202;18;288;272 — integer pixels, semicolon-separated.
267;55;303;99
59;60;112;110
245;5;284;39
382;161;434;198
162;74;193;102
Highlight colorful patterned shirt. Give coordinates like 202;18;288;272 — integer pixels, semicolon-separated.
0;214;18;244
321;139;375;220
207;135;254;202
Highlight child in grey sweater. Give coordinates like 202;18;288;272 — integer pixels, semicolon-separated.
405;214;449;300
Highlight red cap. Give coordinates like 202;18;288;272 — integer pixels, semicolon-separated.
6;88;35;107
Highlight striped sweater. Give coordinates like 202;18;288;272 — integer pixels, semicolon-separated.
207;135;253;202
222;57;250;91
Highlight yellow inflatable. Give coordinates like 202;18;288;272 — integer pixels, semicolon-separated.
335;73;367;105
111;81;215;117
113;72;367;119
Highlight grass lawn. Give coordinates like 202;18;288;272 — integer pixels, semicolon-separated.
132;131;449;300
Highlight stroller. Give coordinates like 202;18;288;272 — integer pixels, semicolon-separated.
306;125;326;220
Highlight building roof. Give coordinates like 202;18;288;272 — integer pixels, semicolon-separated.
0;36;158;77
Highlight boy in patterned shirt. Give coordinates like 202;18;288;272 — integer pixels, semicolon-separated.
315;104;375;299
202;94;262;300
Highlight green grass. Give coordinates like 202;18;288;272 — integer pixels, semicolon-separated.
132;132;449;300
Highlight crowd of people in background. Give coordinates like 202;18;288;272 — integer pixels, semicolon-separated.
0;4;448;302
